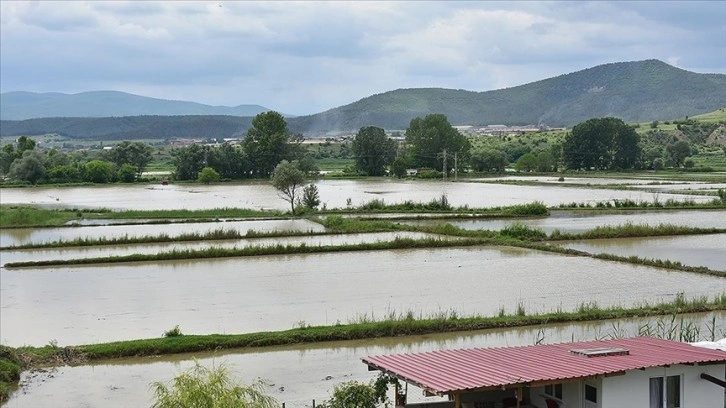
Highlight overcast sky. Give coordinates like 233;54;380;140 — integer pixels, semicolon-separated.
2;1;724;115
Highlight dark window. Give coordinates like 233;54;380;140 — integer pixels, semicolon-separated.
545;384;563;399
585;384;597;403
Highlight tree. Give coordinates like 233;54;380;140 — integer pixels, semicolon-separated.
535;151;555;172
515;152;537;172
198;167;221;184
352;126;396;176
14;136;36;158
173;144;209;180
8;150;46;184
390;156;409;178
563;117;640;170
301;183;321;210
271;160;306;214
470;148;507;172
666;140;691;168
207;143;250;179
107;141;153;177
244;111;291;178
151;361;277;408
84;160;114;183
404;114;471;171
117;163;137;182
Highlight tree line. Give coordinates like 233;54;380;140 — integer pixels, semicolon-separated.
1;112;706;186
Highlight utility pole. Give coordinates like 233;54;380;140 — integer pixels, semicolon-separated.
442;148;447;181
454;152;458;181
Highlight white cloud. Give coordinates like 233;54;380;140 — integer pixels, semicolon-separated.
1;1;724;115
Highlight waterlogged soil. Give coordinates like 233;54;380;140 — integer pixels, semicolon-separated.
400;209;726;234
0;231;448;266
5;311;725;408
0;180;713;212
561;233;726;271
0;219;325;247
2;247;725;346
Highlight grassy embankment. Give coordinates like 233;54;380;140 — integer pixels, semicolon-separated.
2;292;724;402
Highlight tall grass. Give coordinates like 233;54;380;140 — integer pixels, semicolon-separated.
549;222;726;240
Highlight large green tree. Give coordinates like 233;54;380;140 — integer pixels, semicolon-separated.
173;144;209;181
8;150;46;184
470;148;507;172
563;117;641;170
352;126;396;176
404;114;471;171
243;111;291;178
107;141;153;178
666;140;691;168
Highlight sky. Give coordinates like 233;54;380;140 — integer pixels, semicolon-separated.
1;1;725;116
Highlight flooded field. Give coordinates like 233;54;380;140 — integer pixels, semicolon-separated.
0;231;446;266
5;311;725;408
401;209;726;234
3;247;724;346
562;233;726;271
0;219;324;247
0;179;713;211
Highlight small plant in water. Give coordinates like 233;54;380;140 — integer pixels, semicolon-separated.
163;325;183;338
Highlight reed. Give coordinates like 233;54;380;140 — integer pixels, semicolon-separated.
549;222;726;240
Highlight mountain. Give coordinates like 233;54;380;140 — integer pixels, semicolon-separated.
2;60;725;139
0;90;271;120
291;59;726;133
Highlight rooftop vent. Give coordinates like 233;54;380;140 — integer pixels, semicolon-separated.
570;347;630;357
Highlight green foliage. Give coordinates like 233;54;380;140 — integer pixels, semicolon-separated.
301;183;321;209
117;163;137;182
8;149;46;184
150;361;277;408
515;152;537;172
563;117;641;170
319;378;390;408
416;169;442;179
164;325;183;338
499;223;547;241
405;113;471;171
84;159;114;183
197;167;221;184
271;160;306;214
666;140;692;168
390;156;409;178
352;126;396;176
107;141;153;177
470;148;507;172
244;111;292;178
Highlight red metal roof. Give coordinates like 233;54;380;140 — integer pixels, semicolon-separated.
362;336;726;394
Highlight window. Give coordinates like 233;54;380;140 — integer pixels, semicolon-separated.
650;375;681;408
585;384;597;403
544;383;562;399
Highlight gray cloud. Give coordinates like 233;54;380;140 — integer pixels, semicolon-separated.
1;1;724;115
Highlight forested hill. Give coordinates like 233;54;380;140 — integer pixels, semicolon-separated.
2;60;725;139
0;91;270;120
294;59;726;132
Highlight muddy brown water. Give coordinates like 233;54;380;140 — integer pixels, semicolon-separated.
0;180;713;212
400;209;726;234
5;312;725;408
0;219;325;247
2;247;724;346
561;233;726;271
0;231;448;266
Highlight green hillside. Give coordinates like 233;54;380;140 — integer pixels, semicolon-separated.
293;59;726;133
2;60;725;139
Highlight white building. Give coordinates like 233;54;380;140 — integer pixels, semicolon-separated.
363;336;726;408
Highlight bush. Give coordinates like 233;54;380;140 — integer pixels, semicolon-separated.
416;169;442;179
500;223;547;241
150;361;277;408
163;325;183;338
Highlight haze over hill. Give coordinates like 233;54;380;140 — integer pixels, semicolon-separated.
0;91;271;120
1;60;725;139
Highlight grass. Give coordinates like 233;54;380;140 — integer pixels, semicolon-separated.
0;206;83;228
549;223;726;240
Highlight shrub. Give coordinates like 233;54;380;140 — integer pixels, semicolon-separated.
417;169;442;179
163;325;183;338
500;223;547;241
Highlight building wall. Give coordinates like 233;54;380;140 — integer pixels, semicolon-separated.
601;364;725;408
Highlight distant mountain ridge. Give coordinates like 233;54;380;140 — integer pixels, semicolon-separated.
0;90;272;120
292;59;726;132
2;60;725;139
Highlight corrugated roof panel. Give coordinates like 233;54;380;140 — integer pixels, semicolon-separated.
362;336;726;394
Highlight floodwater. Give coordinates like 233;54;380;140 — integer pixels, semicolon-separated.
3;247;724;346
400;209;726;234
0;219;325;247
0;180;713;211
0;231;446;266
5;311;725;408
561;233;726;271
